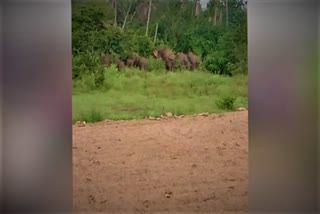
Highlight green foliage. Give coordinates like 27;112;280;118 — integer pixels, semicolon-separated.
131;35;154;57
203;51;228;75
75;109;104;123
216;96;236;111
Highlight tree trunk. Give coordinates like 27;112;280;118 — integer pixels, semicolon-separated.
226;0;229;27
194;0;201;17
145;0;152;36
213;4;217;25
121;3;132;31
219;9;223;24
114;0;117;27
153;23;158;44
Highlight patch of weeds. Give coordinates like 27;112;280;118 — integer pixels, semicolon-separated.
216;96;236;111
77;110;104;123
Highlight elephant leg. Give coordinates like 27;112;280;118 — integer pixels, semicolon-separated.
165;62;169;71
171;61;175;72
190;63;195;71
167;63;172;72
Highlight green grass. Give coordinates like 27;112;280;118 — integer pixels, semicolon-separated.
72;67;247;123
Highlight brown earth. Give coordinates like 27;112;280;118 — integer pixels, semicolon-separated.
73;111;248;214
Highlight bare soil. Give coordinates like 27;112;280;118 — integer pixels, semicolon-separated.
73;111;248;213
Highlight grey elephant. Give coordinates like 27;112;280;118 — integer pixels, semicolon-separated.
100;53;113;66
186;51;201;70
129;52;148;70
116;59;125;71
112;54;126;71
176;52;191;70
133;54;149;71
152;48;176;71
125;58;135;68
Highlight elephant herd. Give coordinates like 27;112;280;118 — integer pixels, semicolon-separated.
100;48;201;72
101;52;148;71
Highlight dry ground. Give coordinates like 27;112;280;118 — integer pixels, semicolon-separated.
73;111;248;213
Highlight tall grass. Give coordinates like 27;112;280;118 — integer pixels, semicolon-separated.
72;66;247;123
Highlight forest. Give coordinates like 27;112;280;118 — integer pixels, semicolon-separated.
72;0;248;122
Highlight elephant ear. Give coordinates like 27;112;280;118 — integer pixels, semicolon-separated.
153;50;159;58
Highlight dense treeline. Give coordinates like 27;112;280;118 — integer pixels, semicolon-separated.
72;0;247;87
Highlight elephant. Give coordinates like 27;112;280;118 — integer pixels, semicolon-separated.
128;52;149;71
133;55;149;71
152;48;176;71
176;52;191;70
125;58;135;68
100;53;112;66
112;54;125;71
116;60;125;71
186;51;201;70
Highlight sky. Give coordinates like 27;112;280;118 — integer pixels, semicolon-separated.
200;0;209;10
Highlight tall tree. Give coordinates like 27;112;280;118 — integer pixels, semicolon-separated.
193;0;202;17
113;0;117;26
145;0;152;36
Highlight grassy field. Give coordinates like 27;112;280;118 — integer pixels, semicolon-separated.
72;66;248;123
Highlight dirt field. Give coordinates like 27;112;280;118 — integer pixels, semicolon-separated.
73;111;248;213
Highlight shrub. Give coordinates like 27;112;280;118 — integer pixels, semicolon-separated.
216;96;236;111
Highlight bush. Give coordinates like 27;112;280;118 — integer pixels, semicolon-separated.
203;52;229;75
131;35;155;57
76;109;104;123
216;96;236;111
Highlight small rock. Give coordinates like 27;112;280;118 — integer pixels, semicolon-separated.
165;191;173;198
143;200;151;208
165;112;173;117
176;115;184;118
237;107;247;111
93;160;100;165
75;121;86;127
156;118;160;120
148;116;156;120
199;112;209;116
